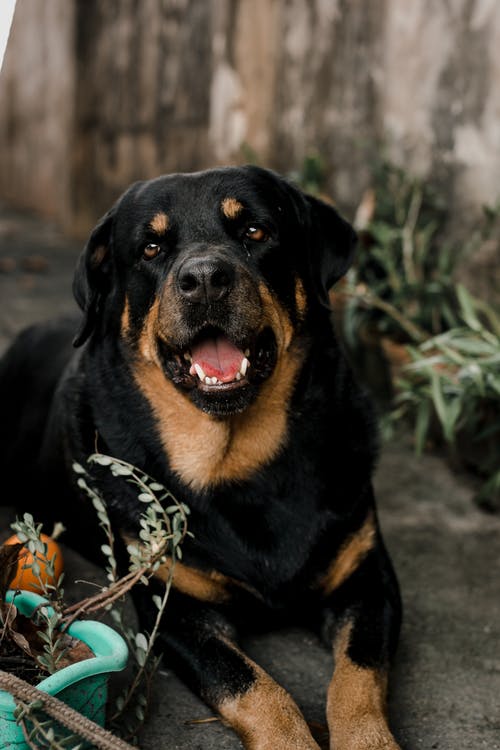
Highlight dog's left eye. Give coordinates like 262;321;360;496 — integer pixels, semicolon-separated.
142;243;162;261
244;226;269;243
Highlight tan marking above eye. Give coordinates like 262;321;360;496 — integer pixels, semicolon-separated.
143;243;162;261
221;197;244;219
149;211;169;235
245;226;268;242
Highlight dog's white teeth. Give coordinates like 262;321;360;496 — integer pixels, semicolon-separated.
184;352;192;362
194;363;206;381
244;348;250;358
194;360;249;385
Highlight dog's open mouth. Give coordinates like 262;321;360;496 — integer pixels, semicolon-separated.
187;331;251;390
158;326;277;397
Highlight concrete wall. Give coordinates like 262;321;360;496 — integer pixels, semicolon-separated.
1;0;500;245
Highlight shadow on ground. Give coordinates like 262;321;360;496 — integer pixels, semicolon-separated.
1;205;499;749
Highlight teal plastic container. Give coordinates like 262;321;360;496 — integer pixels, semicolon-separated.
0;590;128;749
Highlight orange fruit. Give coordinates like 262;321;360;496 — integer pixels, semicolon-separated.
4;533;64;592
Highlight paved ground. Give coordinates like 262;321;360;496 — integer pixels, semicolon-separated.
1;203;499;749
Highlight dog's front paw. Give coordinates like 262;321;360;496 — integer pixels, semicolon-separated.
330;719;401;750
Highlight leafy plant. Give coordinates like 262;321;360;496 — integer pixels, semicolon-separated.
333;159;500;509
392;285;500;508
339;160;491;349
1;515;82;680
9;516;65;607
0;454;190;748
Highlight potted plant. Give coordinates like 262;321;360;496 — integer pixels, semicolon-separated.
0;514;129;749
0;456;190;747
0;589;128;749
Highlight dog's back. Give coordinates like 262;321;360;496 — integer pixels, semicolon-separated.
0;318;75;507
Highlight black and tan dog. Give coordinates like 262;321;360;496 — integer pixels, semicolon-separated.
0;166;401;749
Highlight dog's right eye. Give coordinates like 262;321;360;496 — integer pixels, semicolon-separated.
142;243;162;261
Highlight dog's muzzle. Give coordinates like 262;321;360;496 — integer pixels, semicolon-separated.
154;252;279;415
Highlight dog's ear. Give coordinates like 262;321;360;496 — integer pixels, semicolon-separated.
72;206;116;347
306;194;357;306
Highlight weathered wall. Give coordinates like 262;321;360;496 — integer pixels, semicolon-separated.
71;0;214;234
0;0;75;223
378;0;500;213
1;0;500;245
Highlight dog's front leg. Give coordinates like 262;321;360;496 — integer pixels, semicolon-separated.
320;532;402;750
143;589;320;750
218;654;321;750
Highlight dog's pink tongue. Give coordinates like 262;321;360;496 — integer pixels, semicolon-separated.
191;335;243;381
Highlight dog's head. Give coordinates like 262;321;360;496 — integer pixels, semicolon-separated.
73;166;355;418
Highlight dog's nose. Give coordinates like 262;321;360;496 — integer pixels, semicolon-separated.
177;256;235;303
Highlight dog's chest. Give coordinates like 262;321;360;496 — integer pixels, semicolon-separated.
185;476;328;603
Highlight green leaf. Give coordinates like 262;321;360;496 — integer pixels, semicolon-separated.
136;648;147;666
456;284;481;332
111;463;133;476
149;482;165;491
90;455;113;466
138;493;155;503
30;560;41;577
135;632;148;651
92;496;106;513
430;372;449;436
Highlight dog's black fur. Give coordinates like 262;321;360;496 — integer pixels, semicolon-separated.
0;166;401;749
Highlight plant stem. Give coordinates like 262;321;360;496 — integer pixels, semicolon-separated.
110;558;175;724
61;562;161;630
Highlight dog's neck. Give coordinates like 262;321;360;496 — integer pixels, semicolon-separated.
133;347;304;491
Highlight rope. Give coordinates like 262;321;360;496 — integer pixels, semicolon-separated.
0;669;136;750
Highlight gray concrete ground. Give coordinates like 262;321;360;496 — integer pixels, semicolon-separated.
1;204;499;749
